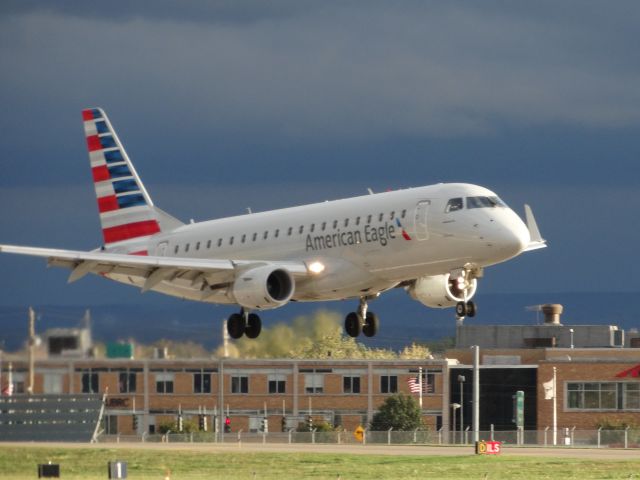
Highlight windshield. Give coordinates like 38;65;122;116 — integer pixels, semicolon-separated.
466;196;507;209
445;197;464;213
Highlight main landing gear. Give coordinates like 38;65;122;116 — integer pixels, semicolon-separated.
345;297;379;338
227;309;262;339
455;301;477;319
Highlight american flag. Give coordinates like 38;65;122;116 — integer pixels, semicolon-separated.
407;376;433;394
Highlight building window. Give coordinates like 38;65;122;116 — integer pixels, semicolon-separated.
343;375;360;394
155;372;174;394
268;374;286;394
7;372;26;394
624;383;640;409
119;372;137;393
82;372;99;393
380;375;398;394
193;373;211;394
231;375;249;394
43;373;63;394
305;373;324;394
567;382;617;410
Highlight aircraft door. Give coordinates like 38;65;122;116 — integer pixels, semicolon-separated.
155;242;168;256
413;200;430;241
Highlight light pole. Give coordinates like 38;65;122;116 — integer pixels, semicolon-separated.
569;328;574;349
458;375;466;444
451;403;460;444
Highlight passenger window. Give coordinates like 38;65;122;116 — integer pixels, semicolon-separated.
275;229;279;238
185;243;190;253
252;233;257;242
401;209;406;219
196;242;200;251
321;222;326;231
344;219;349;227
378;213;384;222
174;245;179;254
355;216;360;226
333;220;338;229
390;211;395;220
217;238;222;247
263;231;268;240
241;234;246;243
446;198;464;213
367;215;372;224
206;240;211;249
299;226;304;234
287;227;293;236
310;224;315;233
229;236;234;245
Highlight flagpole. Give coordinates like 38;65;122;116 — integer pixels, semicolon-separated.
418;366;423;409
552;366;557;446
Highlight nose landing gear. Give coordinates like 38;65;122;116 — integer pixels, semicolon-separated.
344;296;379;338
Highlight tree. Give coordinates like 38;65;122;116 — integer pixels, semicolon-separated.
370;393;424;431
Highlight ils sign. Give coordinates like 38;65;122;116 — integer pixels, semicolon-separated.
475;440;502;455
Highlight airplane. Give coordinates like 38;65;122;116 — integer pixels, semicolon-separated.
0;108;546;340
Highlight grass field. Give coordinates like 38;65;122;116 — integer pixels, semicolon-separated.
2;446;640;479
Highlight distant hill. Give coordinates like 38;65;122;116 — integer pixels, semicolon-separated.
1;291;638;352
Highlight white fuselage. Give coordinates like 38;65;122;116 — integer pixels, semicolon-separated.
106;182;530;305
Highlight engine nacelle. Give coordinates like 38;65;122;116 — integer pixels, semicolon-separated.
232;266;295;309
407;273;477;308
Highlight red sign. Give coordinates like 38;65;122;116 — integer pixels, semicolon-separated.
476;440;501;455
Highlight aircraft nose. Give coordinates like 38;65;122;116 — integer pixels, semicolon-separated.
498;216;530;258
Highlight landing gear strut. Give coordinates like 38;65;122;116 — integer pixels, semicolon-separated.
227;308;262;339
345;297;379;338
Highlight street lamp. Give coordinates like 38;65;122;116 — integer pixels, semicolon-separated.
569;328;574;349
450;403;460;444
458;375;466;444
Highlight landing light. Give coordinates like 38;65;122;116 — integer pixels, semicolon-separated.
308;261;325;274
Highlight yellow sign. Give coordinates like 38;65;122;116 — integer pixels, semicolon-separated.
354;426;365;442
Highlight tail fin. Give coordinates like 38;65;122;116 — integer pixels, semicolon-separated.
82;108;164;247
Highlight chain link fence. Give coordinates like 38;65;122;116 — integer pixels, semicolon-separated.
97;428;640;448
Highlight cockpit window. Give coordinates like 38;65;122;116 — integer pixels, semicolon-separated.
466;196;506;209
445;198;464;213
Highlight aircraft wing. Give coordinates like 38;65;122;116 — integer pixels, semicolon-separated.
0;244;310;293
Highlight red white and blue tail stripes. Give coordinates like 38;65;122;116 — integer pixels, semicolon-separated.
82;108;161;246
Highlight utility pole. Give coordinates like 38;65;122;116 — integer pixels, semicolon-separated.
27;307;36;395
472;345;480;443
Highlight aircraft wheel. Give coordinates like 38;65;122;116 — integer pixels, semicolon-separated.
466;301;477;318
245;313;262;339
363;311;379;337
227;313;246;339
345;312;362;338
455;302;467;317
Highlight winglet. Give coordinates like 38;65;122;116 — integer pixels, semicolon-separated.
524;204;547;251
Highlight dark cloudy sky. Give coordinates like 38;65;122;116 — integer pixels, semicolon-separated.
1;1;640;308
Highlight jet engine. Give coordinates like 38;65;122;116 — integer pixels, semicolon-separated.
232;266;295;309
407;273;477;308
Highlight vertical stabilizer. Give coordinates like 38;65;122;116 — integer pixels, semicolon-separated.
82;108;161;248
